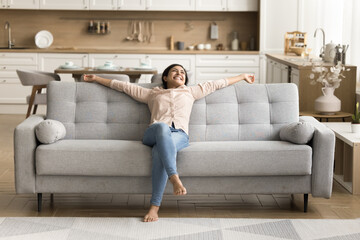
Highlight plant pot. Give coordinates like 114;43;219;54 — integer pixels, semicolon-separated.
351;123;360;136
314;87;341;115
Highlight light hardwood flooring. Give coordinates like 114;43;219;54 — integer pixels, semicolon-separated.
1;114;360;219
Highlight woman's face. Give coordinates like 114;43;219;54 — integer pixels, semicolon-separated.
163;66;186;88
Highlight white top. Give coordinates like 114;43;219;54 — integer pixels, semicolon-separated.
323;122;360;146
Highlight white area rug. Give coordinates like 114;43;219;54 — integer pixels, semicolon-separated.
0;217;360;240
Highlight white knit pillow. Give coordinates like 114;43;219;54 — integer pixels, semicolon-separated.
35;119;66;144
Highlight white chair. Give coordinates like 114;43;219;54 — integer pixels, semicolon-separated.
16;69;60;118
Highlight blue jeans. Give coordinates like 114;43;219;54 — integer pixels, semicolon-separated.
142;122;189;206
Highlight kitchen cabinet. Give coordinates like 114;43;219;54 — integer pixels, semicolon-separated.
290;68;299;87
0;53;38;104
196;0;226;11
147;0;195;11
227;0;258;11
266;58;288;83
39;53;88;82
196;54;259;83
1;0;39;9
40;0;89;10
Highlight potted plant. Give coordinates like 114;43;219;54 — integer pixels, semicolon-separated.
351;102;360;135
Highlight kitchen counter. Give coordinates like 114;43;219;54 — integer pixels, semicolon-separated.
0;48;259;55
266;53;356;69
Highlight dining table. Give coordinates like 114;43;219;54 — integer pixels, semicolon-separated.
54;67;158;83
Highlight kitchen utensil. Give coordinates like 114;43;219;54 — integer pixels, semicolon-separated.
137;21;143;42
323;41;336;62
35;30;53;48
205;43;211;50
289;47;305;56
210;22;218;40
197;44;204;50
125;21;135;41
59;61;81;69
177;41;185;50
149;22;155;43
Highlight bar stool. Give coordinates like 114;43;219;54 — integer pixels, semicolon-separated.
16;69;60;118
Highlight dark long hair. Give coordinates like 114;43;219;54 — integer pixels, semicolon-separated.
161;64;188;89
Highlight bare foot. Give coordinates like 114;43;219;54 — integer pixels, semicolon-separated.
169;174;187;195
143;205;159;222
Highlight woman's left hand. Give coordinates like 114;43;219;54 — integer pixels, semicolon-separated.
243;74;255;84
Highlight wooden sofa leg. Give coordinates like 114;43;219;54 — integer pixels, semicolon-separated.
304;194;308;212
37;193;42;212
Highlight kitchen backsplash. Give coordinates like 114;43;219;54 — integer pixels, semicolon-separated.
0;10;258;50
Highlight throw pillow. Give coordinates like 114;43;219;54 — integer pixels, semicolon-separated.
35;119;66;144
280;121;315;144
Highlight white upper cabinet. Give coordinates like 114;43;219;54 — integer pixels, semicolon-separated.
147;0;195;11
117;0;146;10
227;0;258;11
196;0;226;11
40;0;90;10
1;0;39;9
89;0;116;10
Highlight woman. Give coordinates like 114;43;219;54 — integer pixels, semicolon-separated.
83;64;254;222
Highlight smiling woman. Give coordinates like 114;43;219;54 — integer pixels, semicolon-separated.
83;64;254;222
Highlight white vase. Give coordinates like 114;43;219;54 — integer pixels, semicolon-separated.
314;87;341;115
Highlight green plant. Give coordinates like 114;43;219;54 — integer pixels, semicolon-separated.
352;102;360;123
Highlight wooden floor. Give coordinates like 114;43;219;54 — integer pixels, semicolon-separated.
1;114;360;219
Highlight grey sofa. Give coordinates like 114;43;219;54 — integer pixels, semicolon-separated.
14;81;335;212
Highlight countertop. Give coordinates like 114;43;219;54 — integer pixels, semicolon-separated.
266;53;357;70
0;47;259;55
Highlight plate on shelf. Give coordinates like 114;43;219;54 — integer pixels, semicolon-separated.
35;30;53;49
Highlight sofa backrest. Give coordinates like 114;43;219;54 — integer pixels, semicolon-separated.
47;81;299;141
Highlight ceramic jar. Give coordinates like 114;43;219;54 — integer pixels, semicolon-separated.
314;87;341;115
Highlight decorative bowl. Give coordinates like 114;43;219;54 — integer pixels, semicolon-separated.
290;47;305;56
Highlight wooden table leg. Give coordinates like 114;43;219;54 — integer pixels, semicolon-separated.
353;143;360;194
343;143;353;182
334;138;344;175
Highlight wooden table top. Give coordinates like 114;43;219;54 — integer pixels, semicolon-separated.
55;67;158;75
300;111;353;118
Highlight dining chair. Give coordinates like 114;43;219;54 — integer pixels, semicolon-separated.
80;74;130;82
16;69;61;118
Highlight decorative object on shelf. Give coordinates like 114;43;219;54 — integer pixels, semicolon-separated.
87;20;110;35
216;43;225;50
35;30;53;49
310;61;350;115
351;102;360;135
231;31;239;51
284;31;307;55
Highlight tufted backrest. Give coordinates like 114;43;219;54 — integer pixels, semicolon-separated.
47;82;298;141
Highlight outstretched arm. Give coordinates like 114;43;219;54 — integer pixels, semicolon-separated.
227;73;255;85
83;74;111;87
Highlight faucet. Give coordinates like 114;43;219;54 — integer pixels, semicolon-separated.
314;28;325;58
4;21;14;49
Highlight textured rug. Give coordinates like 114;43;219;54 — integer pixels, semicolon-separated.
0;217;360;240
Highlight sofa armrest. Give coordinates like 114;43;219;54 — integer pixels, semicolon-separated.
14;115;45;193
300;116;335;198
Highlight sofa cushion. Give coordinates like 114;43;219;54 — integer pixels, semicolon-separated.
178;141;312;176
36;140;152;176
36;140;311;177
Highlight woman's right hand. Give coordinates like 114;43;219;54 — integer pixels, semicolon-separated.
83;74;97;82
